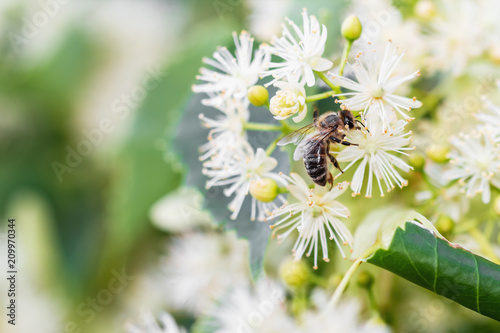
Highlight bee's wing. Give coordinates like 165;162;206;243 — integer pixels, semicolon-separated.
292;129;334;161
277;123;316;146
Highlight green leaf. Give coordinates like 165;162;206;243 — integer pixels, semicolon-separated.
367;221;500;321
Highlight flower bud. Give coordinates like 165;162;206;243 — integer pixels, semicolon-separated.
356;270;374;289
426;144;449;163
249;178;279;203
493;196;500;216
341;15;362;42
436;214;454;236
415;1;436;20
247;85;269;107
279;258;310;289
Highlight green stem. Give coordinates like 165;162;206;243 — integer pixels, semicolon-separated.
325;244;379;311
279;120;292;133
243;122;283;132
366;286;379;317
277;186;288;194
265;135;282;156
305;90;336;103
314;71;345;100
338;40;353;76
315;71;339;92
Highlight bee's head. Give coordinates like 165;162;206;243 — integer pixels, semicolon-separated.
340;109;357;130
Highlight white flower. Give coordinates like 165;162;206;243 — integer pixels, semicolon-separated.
198;99;249;163
445;130;500;204
209;279;299;333
269;76;307;122
192;31;269;107
126;312;186;333
424;0;490;76
424;162;470;222
328;42;422;127
269;173;352;269
476;81;500;142
161;232;250;314
149;187;212;233
435;185;471;223
261;9;333;87
302;291;391;333
203;145;287;221
335;108;414;197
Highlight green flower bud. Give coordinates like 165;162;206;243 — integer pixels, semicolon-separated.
356;270;374;289
249;178;278;203
409;152;425;169
279;258;310;289
341;15;362;42
247;85;269;107
426;144;450;163
493;196;500;216
436;214;454;236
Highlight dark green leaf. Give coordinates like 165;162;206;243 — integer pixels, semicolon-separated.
367;221;500;321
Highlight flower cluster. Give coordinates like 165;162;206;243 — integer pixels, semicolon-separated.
193;8;421;267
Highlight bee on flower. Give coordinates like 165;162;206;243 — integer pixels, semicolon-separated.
334;107;414;197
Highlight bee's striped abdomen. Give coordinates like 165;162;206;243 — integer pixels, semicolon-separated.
303;140;328;186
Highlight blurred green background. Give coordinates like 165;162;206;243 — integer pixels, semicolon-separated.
1;0;500;332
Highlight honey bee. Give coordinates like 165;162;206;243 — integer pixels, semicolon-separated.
277;107;362;189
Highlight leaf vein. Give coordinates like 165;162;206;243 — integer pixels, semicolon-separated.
399;231;431;288
472;254;480;313
433;234;438;293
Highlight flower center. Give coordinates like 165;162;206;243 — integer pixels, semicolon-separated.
364;142;378;154
312;205;323;217
476;156;492;173
372;87;385;98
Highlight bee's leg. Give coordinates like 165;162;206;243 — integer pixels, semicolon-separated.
327;141;344;173
313;104;319;125
328;153;344;173
326;171;334;190
329;136;358;147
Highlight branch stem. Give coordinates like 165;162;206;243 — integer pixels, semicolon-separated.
338;40;353;76
305;90;336;103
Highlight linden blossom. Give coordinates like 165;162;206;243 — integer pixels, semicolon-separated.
327;41;422;129
268;173;352;270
